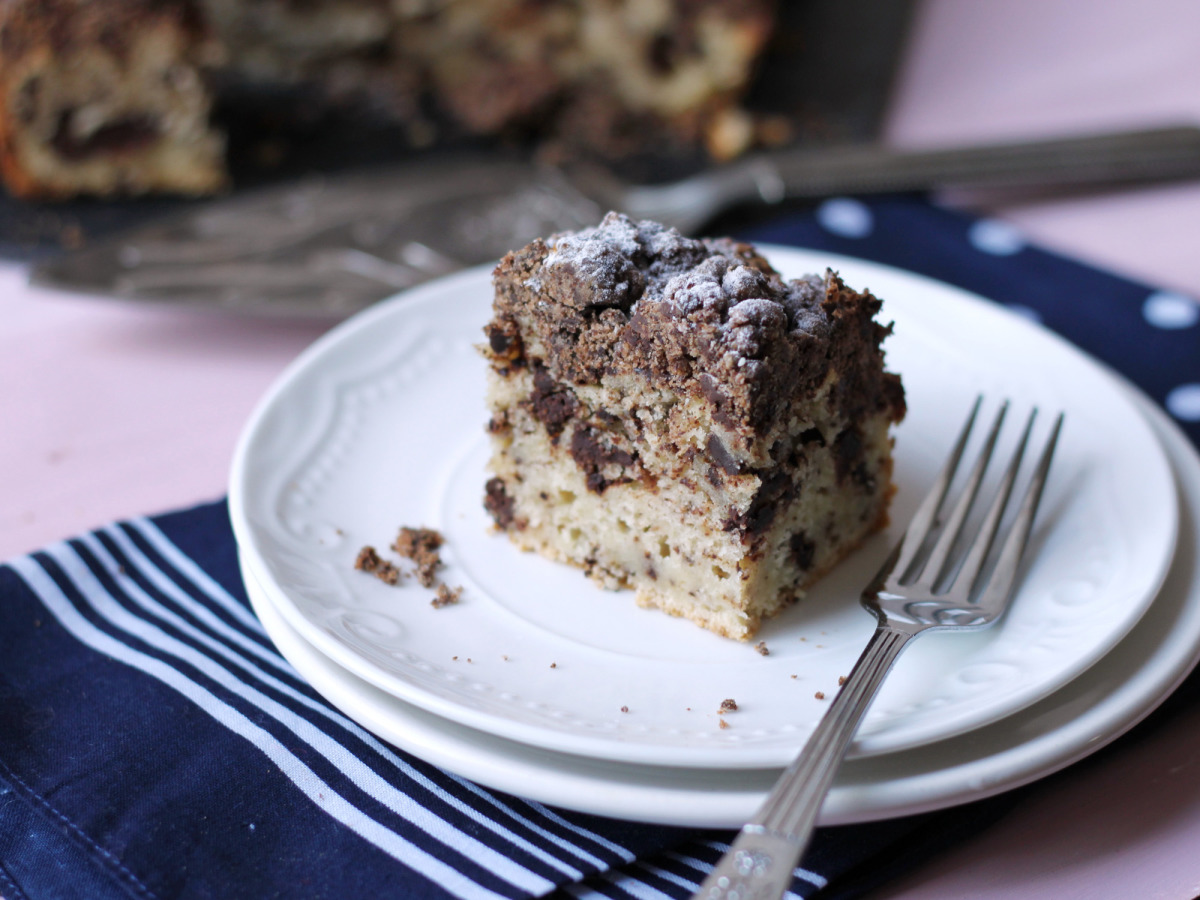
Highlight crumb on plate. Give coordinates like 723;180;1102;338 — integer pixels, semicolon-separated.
354;546;401;585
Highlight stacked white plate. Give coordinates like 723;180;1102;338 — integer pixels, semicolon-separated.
229;249;1200;828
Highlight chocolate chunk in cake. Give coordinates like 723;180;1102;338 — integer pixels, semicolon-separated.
481;212;905;641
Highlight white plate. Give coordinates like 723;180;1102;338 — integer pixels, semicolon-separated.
242;391;1200;827
229;248;1177;769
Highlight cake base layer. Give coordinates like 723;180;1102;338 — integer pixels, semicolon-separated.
486;370;894;639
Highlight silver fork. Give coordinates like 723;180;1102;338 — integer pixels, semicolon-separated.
693;397;1064;900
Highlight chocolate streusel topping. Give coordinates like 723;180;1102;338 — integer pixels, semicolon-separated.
489;212;906;435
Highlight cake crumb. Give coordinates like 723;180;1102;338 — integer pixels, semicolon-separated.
392;526;445;587
432;584;463;608
550;662;557;669
719;698;738;714
838;675;846;686
354;546;401;585
814;691;826;700
790;674;798;680
620;705;629;713
755;641;770;656
719;719;730;729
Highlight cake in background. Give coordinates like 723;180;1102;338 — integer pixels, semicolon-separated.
0;0;227;198
0;0;779;198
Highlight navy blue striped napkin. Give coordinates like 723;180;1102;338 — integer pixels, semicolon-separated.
3;196;1198;900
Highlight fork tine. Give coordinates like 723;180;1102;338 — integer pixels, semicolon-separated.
891;396;982;582
910;400;1008;591
974;411;1064;613
953;407;1037;598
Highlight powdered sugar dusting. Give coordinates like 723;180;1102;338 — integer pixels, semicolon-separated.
721;265;770;301
537;213;838;360
728;298;787;329
529;212;840;380
544;212;645;270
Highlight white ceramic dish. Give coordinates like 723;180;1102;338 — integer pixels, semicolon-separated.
230;247;1177;769
247;394;1200;827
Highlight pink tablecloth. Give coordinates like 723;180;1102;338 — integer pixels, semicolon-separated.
5;1;1200;896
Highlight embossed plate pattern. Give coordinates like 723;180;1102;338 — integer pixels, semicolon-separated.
229;248;1177;769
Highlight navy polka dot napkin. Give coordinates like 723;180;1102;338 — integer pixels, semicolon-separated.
1;196;1197;900
744;196;1200;448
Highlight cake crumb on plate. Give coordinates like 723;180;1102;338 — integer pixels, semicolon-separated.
354;546;401;585
392;526;445;587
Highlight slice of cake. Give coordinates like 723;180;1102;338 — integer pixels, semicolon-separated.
481;213;906;640
0;0;227;198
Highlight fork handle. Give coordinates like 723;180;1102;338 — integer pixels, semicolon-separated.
693;625;919;900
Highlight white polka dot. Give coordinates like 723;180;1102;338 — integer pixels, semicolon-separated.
968;219;1026;256
1005;304;1043;323
816;198;874;239
1143;291;1200;330
1166;384;1200;421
